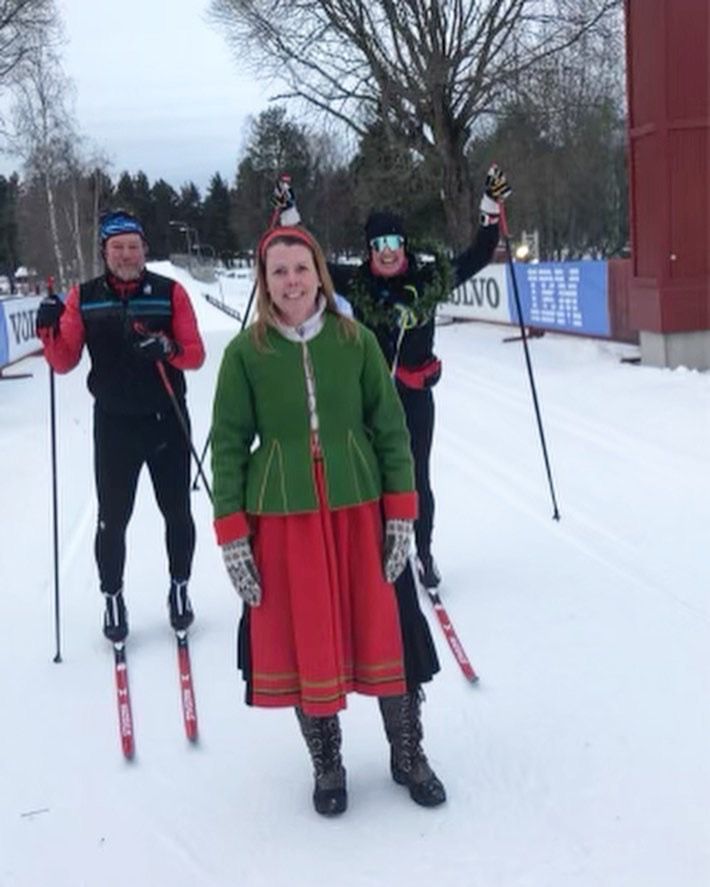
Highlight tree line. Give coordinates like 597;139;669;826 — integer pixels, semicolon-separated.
210;0;624;251
2;85;628;290
0;0;627;291
4;168;237;286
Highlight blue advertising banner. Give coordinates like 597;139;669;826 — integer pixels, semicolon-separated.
0;302;9;367
508;261;610;337
2;295;43;365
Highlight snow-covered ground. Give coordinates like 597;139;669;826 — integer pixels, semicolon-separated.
1;261;708;887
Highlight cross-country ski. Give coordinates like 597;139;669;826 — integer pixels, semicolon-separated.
112;643;135;760
425;590;479;684
176;632;198;743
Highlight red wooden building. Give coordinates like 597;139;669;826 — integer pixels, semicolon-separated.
625;0;709;368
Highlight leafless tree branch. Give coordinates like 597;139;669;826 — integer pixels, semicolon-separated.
209;0;621;245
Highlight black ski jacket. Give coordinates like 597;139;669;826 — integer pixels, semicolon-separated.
328;223;499;386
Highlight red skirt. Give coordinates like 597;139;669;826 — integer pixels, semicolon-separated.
246;460;406;716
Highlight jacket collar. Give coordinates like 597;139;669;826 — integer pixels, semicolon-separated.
105;271;147;300
271;294;327;343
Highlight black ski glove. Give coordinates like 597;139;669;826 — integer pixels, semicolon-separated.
485;164;512;202
35;294;65;335
479;164;512;226
133;332;178;362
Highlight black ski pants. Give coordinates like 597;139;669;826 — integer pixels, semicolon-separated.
397;385;435;562
93;403;195;594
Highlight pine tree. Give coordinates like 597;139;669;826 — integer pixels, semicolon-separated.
151;179;180;259
233;106;314;247
0;174;21;285
203;172;236;261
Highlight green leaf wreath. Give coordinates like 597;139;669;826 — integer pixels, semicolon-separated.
346;242;454;330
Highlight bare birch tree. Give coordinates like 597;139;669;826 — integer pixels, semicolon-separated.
0;0;57;135
9;12;111;284
61;158;86;280
210;0;619;246
88;161;113;276
10;38;80;288
469;5;626;258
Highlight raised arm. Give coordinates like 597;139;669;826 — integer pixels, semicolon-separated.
452;164;511;287
36;286;85;373
271;173;358;298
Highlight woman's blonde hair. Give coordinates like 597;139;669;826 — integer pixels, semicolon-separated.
250;225;357;348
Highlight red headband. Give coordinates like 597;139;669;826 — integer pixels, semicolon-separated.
258;226;316;260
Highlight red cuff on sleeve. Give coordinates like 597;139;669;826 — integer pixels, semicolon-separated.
382;491;418;520
214;512;250;545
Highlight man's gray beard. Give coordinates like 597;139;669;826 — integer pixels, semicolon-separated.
110;266;144;281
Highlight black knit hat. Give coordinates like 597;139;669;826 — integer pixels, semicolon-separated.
364;210;407;249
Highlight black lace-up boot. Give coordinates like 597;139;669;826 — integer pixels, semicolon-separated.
378;688;446;807
295;707;347;816
102;588;128;643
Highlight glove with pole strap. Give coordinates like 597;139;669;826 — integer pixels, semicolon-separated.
479;164;511;226
133;325;180;362
221;536;262;606
35;294;65;335
272;174;301;226
383;519;414;584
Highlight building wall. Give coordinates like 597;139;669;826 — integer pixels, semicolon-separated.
625;0;709;335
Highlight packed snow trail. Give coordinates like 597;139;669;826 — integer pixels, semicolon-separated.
1;263;708;887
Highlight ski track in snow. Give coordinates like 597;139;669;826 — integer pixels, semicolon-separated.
3;271;709;887
446;355;702;491
439;349;708;624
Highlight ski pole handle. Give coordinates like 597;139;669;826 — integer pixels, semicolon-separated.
498;201;510;239
156;361;214;502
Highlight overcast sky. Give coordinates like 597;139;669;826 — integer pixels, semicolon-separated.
3;0;277;192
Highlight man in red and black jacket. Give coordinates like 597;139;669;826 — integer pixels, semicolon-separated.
36;210;205;643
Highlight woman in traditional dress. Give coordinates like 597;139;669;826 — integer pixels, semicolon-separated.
211;225;445;816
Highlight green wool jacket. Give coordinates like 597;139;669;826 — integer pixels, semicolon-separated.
211;314;416;538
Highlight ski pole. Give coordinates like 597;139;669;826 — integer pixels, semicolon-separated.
499;203;561;521
236;199;281;335
191;273;255;492
192;430;212;493
43;276;62;662
389;319;479;681
49;364;62;662
155;360;214;503
192;184;286;491
391;302;418;377
191;275;255;492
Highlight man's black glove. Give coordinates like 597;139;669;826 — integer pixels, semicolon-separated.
133;332;178;362
35;295;65;335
